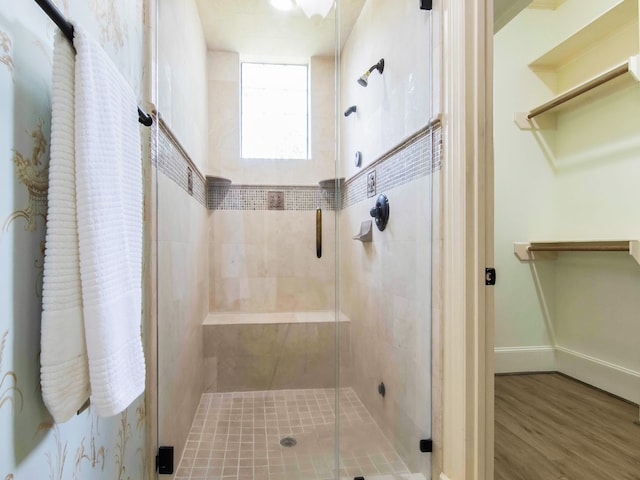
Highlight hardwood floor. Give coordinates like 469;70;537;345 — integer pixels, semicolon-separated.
494;373;640;480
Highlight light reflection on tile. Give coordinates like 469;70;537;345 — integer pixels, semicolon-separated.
173;388;418;480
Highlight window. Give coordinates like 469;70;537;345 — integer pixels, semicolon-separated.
241;63;309;159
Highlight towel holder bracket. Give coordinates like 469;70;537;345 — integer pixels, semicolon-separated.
34;0;153;126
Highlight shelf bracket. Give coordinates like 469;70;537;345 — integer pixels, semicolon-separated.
514;112;556;130
629;241;640;266
514;242;557;261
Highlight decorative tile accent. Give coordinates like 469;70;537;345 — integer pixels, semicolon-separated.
204;123;442;212
267;191;284;210
173;388;413;480
342;123;442;209
432;123;442;172
152;118;207;207
367;170;377;198
208;185;337;211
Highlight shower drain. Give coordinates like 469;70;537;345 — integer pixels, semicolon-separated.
279;436;297;448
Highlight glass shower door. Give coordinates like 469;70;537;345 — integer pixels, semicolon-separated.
153;0;436;478
155;0;342;478
336;0;435;478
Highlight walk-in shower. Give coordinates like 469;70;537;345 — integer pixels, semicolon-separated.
154;1;437;478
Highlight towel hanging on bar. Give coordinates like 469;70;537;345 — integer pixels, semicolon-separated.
41;24;146;420
33;0;153;126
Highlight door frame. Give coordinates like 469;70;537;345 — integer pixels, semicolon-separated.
144;0;496;477
438;0;494;479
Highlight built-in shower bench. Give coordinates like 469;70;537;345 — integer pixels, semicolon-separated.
202;311;351;393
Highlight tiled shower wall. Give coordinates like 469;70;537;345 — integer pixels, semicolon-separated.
338;0;438;474
206;125;440;315
208;197;337;314
153;119;209;470
340;125;441;475
203;315;350;393
157;114;440;480
206;49;338;315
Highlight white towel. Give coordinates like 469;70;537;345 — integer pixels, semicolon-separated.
41;32;91;423
73;25;145;417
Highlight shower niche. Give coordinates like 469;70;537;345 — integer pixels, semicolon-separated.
155;0;436;479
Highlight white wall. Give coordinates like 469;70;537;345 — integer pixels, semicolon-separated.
494;0;640;402
494;7;558;364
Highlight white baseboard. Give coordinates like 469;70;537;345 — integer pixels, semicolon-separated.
495;345;640;404
494;346;556;373
555;346;640;404
439;474;451;480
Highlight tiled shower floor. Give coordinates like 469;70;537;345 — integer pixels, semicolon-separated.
173;388;424;480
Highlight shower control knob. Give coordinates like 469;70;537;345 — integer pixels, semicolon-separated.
369;194;389;231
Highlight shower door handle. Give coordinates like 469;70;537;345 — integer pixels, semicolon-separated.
316;208;322;258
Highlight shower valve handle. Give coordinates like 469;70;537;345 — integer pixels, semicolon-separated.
369;194;389;231
369;205;381;218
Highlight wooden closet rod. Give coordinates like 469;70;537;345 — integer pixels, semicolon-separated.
515;241;640;265
528;241;630;252
528;62;631;119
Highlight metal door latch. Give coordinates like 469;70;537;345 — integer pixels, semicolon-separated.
485;267;496;286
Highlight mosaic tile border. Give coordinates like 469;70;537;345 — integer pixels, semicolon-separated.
208;185;337;211
151;117;207;207
152;117;441;212
342;122;442;209
207;122;442;212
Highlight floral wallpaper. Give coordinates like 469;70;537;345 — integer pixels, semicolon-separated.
0;1;148;478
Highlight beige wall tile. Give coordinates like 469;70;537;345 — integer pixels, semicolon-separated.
339;178;433;473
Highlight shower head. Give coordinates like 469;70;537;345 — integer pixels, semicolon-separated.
357;58;385;87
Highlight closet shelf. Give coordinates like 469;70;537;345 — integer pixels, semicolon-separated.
515;0;640;130
528;0;638;71
515;56;640;129
514;240;640;265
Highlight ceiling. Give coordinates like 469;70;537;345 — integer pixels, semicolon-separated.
494;0;567;33
494;0;533;32
194;0;366;59
195;0;564;56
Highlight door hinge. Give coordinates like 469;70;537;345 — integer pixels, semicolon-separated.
420;0;433;10
420;438;433;452
485;267;496;286
157;446;174;474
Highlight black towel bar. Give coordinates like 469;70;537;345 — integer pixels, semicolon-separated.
34;0;153;127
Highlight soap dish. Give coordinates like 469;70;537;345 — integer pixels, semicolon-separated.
353;220;373;242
